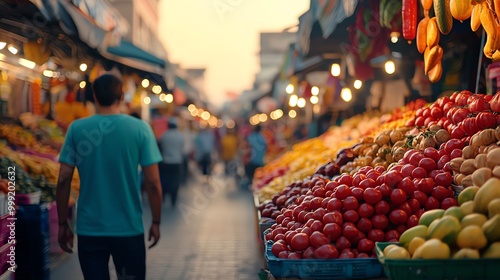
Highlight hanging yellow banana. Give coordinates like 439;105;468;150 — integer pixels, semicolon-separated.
428;62;443;83
471;3;483;31
417;17;430;53
481;3;498;57
424;45;441;75
427;17;440;48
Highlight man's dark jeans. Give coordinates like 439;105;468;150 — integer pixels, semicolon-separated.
78;234;146;280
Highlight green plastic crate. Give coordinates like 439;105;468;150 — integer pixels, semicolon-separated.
375;242;500;280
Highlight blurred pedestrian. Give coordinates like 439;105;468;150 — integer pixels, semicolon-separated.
181;120;196;185
56;74;162;280
221;128;238;177
195;126;215;181
245;125;267;185
158;117;184;206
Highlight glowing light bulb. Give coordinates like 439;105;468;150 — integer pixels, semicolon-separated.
331;63;341;77
297;98;306;108
286;84;294;94
354;80;363;89
311;86;319;96
310;96;319;105
289;95;298;107
79;63;87;72
385;60;395;74
341;88;352;102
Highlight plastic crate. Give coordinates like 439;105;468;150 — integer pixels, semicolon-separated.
265;241;384;279
375;242;500;280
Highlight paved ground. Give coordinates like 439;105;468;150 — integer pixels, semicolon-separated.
51;164;265;280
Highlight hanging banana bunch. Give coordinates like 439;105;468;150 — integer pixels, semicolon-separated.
415;0;444;83
466;1;500;60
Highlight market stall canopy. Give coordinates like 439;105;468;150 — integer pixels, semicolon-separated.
29;0;128;49
101;40;166;75
174;75;200;104
297;0;359;57
311;0;358;39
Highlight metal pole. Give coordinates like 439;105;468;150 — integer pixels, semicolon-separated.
476;29;486;93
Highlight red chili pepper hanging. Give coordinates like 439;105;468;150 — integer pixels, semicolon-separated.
402;0;417;41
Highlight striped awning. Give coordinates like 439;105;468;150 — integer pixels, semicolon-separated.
311;0;359;38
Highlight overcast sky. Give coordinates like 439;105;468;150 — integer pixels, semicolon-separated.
158;0;309;107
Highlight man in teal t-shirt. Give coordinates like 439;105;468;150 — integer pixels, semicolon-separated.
56;74;163;280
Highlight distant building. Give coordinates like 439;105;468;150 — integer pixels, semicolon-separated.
110;0;166;59
255;32;297;94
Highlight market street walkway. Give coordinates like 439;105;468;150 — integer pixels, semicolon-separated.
51;164;265;280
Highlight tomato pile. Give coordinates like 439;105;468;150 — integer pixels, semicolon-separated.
410;91;500;139
267;149;459;260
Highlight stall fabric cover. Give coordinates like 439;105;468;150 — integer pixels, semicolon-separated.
69;0;129;35
297;10;314;55
311;0;359;38
30;0;124;49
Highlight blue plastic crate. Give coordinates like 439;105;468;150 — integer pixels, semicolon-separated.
265;240;384;279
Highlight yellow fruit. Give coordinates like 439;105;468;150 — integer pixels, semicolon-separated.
408;236;426;256
443;206;464;220
470;3;483;32
427;17;440;48
399;225;428;248
428;61;443;83
450;0;473;21
473;178;500;214
458;186;479;205
482;242;500;258
452;248;480;259
461;213;488;227
419;209;445;226
383;244;400;255
428;215;462;245
460;201;474;215
456;225;488;249
482;214;500;243
428;217;442;235
416;17;430;54
385;246;411;259
488;198;500;218
413;239;450;259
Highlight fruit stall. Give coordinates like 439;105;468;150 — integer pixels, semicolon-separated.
252;0;500;278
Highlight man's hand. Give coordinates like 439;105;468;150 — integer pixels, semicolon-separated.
58;222;74;253
148;224;160;249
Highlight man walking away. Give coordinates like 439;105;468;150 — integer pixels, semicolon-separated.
181;120;195;185
158;117;184;206
195;126;215;181
56;74;163;280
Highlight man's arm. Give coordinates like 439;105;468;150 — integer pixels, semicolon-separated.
56;163;75;253
56;163;75;224
142;164;162;248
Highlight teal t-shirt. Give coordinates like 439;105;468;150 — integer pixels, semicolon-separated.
59;114;162;236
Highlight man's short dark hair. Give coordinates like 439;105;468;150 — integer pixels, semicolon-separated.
92;74;123;106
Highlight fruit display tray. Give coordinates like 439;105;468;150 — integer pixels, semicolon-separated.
265;241;384;279
375;242;500;280
254;194;275;243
